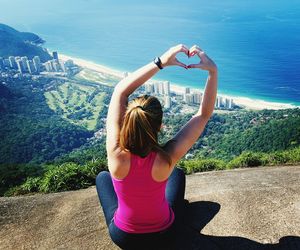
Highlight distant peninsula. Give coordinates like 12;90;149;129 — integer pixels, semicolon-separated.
0;23;51;62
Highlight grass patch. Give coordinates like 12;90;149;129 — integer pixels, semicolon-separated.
44;81;106;130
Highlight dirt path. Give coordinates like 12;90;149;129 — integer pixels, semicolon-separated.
0;165;299;250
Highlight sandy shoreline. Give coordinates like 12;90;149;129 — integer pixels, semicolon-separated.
60;54;298;110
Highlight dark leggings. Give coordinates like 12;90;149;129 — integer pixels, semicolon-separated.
95;167;186;250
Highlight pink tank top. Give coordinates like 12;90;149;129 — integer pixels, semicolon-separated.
111;151;174;233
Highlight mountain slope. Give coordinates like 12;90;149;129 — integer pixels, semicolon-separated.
0;23;51;62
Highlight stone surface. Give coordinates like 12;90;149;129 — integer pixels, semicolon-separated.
0;165;299;250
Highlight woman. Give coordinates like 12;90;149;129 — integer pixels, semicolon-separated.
96;44;217;249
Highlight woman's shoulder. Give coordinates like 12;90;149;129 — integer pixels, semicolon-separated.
108;148;131;179
152;151;173;182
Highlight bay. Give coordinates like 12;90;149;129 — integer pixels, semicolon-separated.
1;0;299;105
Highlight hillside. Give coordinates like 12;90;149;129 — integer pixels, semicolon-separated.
0;166;299;250
0;23;51;62
0;78;93;165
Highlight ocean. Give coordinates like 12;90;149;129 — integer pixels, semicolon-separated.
1;0;300;105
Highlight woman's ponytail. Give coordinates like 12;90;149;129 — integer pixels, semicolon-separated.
119;95;171;166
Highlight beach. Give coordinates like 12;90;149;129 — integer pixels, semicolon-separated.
60;54;298;111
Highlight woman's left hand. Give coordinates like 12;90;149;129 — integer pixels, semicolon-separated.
160;44;189;69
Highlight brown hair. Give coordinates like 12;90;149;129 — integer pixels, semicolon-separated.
119;95;171;166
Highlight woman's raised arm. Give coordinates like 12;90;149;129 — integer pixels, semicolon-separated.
106;44;189;155
165;45;218;168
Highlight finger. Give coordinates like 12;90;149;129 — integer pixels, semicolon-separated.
189;45;203;57
174;44;189;56
190;44;203;51
175;58;188;69
187;63;200;69
189;48;201;57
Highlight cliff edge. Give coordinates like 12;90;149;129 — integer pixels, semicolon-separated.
0;165;299;250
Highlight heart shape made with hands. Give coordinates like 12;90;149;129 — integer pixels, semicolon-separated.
176;51;201;69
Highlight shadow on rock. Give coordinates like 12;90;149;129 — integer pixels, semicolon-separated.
176;201;300;250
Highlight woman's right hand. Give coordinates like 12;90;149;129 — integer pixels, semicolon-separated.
187;45;217;73
160;44;189;69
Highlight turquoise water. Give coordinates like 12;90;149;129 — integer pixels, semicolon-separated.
1;0;300;105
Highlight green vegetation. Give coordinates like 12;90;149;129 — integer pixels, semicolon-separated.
179;158;226;174
161;108;300;161
3;159;107;196
0;23;51;62
44;81;106;130
1;61;300;197
0;78;93;164
2;146;300;196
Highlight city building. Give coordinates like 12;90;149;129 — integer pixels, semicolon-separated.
51;59;61;72
21;56;29;72
226;98;234;109
153;81;159;95
158;81;164;95
26;60;36;74
33;56;41;73
183;87;191;102
145;82;154;94
52;51;58;60
15;59;23;74
8;56;17;69
163;81;170;96
60;60;67;72
0;54;80;77
184;93;193;104
192;91;202;104
3;59;10;68
216;96;223;108
164;95;171;109
44;61;53;72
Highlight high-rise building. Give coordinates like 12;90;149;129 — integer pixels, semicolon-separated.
52;51;58;60
60;60;67;72
228;98;233;109
51;59;61;71
3;59;10;68
8;56;17;69
158;81;164;95
21;56;29;72
16;59;23;74
184;93;193;104
163;81;170;96
153;81;160;95
145;83;154;94
216;96;223;108
44;61;53;72
183;87;191;102
192;92;202;104
224;98;233;109
26;60;36;74
184;87;190;94
164;96;171;109
33;56;41;73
